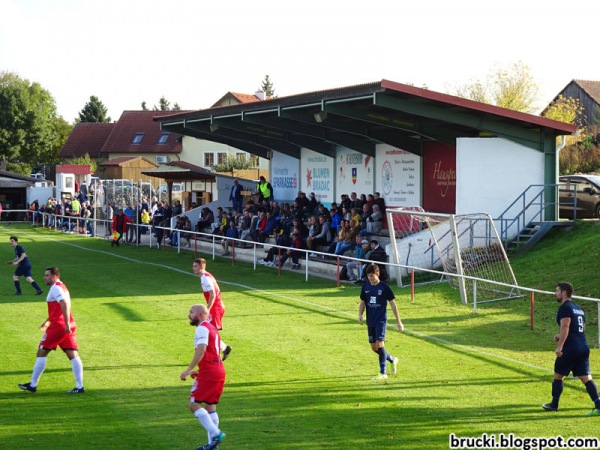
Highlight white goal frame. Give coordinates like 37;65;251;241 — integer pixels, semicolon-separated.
386;208;521;305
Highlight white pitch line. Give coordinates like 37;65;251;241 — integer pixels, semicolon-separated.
9;228;558;376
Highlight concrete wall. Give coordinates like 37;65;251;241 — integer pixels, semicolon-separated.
456;137;544;218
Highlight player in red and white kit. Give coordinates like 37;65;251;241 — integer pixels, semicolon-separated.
192;258;232;360
181;303;226;450
18;266;85;394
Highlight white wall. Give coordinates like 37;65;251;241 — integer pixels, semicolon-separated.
181;136;269;170
456;138;544;218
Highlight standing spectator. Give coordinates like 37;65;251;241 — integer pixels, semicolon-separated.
18;266;85;394
358;264;403;380
256;175;273;203
9;236;44;295
180;303;226;450
172;200;183;217
542;282;600;415
192;258;232;359
111;209;132;247
124;204;137;243
229;179;244;213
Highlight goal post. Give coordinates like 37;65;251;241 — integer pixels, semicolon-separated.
386;208;521;305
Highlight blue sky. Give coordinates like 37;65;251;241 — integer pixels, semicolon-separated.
2;0;597;122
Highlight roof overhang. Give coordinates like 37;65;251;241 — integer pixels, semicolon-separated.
155;79;576;157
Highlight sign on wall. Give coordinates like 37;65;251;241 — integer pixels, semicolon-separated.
375;144;421;208
335;147;374;200
270;151;300;203
422;142;456;213
301;148;334;205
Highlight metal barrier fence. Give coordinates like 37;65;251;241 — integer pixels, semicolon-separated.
5;208;600;346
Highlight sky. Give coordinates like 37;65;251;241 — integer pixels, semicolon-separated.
2;0;598;123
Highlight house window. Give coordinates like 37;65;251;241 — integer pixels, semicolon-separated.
157;133;169;144
132;132;144;144
249;155;259;167
217;152;227;164
204;152;215;167
235;152;246;163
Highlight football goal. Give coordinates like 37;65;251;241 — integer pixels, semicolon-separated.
386;208;521;305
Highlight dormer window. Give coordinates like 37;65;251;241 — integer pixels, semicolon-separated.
132;132;144;144
158;133;169;144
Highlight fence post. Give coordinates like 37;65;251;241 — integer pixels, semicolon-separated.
530;291;535;330
410;269;414;303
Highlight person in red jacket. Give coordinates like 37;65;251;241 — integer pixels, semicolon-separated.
111;209;132;247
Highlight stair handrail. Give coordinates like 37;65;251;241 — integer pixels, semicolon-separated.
497;183;576;247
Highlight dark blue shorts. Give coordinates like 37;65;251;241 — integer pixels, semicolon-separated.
367;321;387;343
14;264;32;278
554;346;591;377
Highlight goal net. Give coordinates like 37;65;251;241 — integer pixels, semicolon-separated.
386;208;521;304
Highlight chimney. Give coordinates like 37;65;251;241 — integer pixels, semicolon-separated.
255;90;265;101
1;158;6;171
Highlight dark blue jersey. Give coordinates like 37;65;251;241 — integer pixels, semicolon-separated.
14;245;31;268
360;281;395;327
557;301;588;349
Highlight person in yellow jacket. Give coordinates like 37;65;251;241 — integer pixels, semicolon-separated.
256;176;273;203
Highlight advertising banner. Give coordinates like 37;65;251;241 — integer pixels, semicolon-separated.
422;142;456;213
336;147;374;200
375;144;421;208
270;151;300;203
301;148;334;205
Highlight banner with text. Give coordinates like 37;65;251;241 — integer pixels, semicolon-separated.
422;142;456;213
301;148;334;205
375;144;421;208
335;147;375;202
270;151;300;203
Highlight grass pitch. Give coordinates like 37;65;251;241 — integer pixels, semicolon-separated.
0;223;598;449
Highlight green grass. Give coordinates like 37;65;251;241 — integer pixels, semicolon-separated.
0;222;599;449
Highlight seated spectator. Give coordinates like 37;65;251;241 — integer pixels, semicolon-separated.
373;192;386;214
258;211;278;243
359;204;383;237
196;207;213;231
278;230;305;270
211;207;225;232
258;230;292;267
307;192;318;213
249;212;267;242
170;216;185;246
327;219;350;255
304;215;320;247
241;211;259;242
346;238;370;281
182;217;192;247
221;220;240;256
350;208;362;229
333;220;357;256
292;218;309;240
317;203;329;217
308;215;331;256
354;239;388;283
329;208;343;240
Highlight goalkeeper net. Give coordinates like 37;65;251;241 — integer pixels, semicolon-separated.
386;208;521;304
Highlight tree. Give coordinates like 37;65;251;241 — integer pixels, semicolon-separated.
0;71;66;175
78;96;111;123
260;74;276;98
452;61;540;114
542;95;585;128
69;152;98;174
212;154;255;176
145;96;181;111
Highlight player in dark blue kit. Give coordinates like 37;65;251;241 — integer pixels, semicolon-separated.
358;264;404;380
542;282;600;416
8;236;43;296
